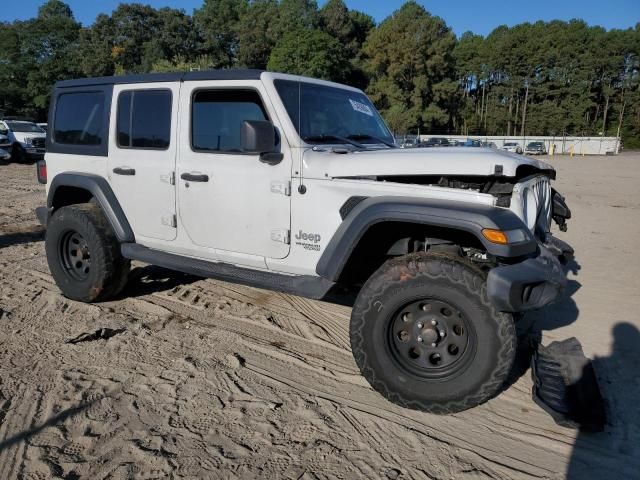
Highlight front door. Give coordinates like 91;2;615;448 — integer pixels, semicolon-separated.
108;83;180;242
177;83;291;260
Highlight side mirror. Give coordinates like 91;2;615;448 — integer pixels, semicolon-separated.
240;120;283;165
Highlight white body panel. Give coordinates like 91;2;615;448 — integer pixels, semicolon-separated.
300;146;552;180
267;173;496;275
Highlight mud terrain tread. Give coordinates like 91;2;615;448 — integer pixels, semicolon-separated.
46;203;130;302
350;252;516;414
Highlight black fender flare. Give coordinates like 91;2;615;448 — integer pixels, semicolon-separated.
47;172;135;243
316;196;537;282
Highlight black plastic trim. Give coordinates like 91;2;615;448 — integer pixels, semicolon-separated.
121;243;335;300
47;172;134;243
487;245;567;312
339;196;368;220
46;85;113;157
35;206;50;226
317;196;537;282
54;69;264;89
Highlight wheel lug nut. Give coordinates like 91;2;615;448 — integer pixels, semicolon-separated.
417;322;423;329
439;331;445;337
417;336;423;342
431;342;437;347
431;320;437;326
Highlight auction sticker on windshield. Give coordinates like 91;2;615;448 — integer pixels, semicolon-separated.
349;99;373;117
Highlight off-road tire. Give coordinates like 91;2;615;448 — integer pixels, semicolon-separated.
350;252;516;414
46;203;130;302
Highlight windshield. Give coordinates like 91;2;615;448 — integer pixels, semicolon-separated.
6;121;44;133
274;80;394;146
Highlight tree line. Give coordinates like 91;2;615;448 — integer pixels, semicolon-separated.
1;0;639;146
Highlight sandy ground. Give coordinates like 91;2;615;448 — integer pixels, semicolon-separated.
0;152;639;480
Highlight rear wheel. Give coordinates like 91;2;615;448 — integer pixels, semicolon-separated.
46;204;130;302
350;253;516;413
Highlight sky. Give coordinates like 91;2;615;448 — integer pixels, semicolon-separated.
1;0;638;36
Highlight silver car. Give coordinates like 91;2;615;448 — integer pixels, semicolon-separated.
502;142;523;154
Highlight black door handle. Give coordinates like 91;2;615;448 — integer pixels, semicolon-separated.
113;167;136;176
181;172;209;182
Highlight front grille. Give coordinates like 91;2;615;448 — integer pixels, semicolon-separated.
31;137;45;149
510;175;552;236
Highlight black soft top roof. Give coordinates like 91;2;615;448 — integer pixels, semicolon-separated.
55;69;265;89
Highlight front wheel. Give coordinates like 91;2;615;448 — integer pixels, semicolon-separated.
350;253;516;414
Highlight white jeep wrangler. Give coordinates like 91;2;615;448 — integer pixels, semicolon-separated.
36;70;572;413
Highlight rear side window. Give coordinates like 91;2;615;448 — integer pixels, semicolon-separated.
117;90;172;149
191;90;267;153
54;92;104;145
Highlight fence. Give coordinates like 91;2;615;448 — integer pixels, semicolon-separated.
413;135;621;155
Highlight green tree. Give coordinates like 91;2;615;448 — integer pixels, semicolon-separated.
193;0;248;68
271;0;318;40
363;1;457;134
318;0;374;88
267;28;349;81
140;8;199;72
20;1;81;113
237;0;279;69
76;14;117;77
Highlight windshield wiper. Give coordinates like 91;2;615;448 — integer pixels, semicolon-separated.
347;134;398;148
302;134;366;149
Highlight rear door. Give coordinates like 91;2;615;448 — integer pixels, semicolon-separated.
108;83;179;242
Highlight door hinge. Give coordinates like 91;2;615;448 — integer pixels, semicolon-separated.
271;229;290;244
162;214;177;228
161;171;176;185
270;180;291;196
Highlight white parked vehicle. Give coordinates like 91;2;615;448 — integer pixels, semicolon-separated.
502;142;522;154
36;70;573;413
0;133;11;159
0;119;46;162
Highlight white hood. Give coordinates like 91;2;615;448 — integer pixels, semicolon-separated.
302;146;554;179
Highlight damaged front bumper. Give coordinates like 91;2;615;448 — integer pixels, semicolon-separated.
487;236;571;312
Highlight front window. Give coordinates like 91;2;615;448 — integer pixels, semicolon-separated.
191;89;268;153
274;80;394;147
6;121;44;133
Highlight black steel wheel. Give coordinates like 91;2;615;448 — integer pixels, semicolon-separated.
59;230;92;281
350;253;516;414
389;298;476;380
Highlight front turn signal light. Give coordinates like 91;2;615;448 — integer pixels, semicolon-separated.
482;228;509;245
